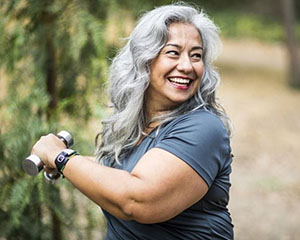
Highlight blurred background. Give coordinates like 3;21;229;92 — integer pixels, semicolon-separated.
0;0;299;239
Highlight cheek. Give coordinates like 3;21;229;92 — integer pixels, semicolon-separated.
149;61;163;84
197;63;205;77
194;65;205;90
196;63;205;79
149;72;162;87
193;80;201;95
149;65;170;86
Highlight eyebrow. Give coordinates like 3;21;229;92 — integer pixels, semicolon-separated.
165;43;203;50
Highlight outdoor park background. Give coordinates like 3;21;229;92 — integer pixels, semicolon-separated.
0;0;300;239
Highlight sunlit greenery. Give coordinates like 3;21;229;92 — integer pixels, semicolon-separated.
214;11;287;42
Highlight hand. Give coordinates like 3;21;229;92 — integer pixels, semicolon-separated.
31;133;66;169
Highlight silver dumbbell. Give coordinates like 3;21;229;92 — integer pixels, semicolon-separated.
23;130;74;178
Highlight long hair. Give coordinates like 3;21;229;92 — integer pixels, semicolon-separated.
96;3;232;166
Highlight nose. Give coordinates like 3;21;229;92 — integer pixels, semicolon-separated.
176;54;193;73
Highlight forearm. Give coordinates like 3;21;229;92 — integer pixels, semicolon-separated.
62;155;140;220
32;134;207;223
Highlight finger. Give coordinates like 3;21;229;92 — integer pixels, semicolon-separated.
44;165;56;173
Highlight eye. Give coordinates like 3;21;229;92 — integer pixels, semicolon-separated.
166;50;179;56
191;53;202;60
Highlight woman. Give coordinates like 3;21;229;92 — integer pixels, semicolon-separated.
32;3;234;239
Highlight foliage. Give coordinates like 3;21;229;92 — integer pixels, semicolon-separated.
0;87;67;239
0;0;109;239
0;87;105;239
213;11;287;42
0;0;108;119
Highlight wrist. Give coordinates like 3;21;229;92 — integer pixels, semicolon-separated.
55;149;79;176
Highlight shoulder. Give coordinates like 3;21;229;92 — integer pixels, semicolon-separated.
163;109;228;138
156;109;230;154
155;109;232;187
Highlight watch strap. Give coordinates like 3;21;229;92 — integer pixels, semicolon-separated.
55;149;78;175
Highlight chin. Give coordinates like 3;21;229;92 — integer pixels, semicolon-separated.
169;98;189;108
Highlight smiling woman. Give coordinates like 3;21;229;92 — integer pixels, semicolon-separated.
30;3;234;240
147;23;205;114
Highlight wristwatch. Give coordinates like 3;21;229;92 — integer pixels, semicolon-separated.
55;149;78;175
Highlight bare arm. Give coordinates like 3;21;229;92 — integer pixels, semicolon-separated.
32;134;208;224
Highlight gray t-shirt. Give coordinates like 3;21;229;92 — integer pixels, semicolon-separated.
103;109;234;239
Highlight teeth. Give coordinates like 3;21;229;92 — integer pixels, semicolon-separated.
169;77;191;84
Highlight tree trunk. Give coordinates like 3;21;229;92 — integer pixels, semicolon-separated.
279;0;300;88
46;36;58;117
42;11;62;240
51;208;63;240
45;37;64;240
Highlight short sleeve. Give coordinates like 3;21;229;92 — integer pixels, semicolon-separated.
155;110;230;187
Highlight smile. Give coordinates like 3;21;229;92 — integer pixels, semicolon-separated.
168;77;192;86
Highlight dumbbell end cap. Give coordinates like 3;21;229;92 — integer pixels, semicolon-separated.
23;155;43;176
57;130;74;147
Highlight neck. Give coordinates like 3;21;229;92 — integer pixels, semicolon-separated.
137;103;169;146
145;105;170;132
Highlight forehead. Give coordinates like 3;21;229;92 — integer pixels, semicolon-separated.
166;22;202;44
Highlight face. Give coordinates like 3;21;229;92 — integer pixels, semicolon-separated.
146;22;204;115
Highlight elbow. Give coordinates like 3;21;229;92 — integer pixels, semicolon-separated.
119;199;136;221
120;198;146;222
113;175;170;223
120;198;167;224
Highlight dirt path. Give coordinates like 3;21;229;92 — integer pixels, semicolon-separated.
217;39;300;239
219;38;288;72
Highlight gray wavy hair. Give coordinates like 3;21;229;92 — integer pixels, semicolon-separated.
96;3;232;166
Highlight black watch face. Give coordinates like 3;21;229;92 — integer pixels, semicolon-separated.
57;153;67;163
